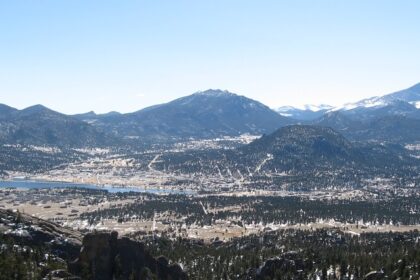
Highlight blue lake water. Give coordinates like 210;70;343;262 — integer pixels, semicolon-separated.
0;180;193;195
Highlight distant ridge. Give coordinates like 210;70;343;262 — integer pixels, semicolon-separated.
275;83;420;122
80;89;294;141
276;105;333;120
0;83;419;146
0;104;114;147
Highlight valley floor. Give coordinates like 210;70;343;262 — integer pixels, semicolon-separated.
1;186;420;242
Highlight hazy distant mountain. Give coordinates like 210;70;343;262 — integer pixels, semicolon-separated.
88;89;294;140
313;111;357;131
275;104;333;121
350;115;420;143
313;111;420;144
340;100;420;121
72;111;122;124
328;83;420;120
340;83;420;109
307;83;420;143
73;111;97;120
0;104;114;147
276;83;420;123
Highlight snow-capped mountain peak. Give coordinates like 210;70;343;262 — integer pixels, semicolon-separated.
330;97;386;112
302;104;334;112
275;104;334;120
329;83;420;113
277;104;333;112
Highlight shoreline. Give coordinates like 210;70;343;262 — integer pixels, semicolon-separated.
0;178;196;195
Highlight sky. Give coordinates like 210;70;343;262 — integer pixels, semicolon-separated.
0;0;419;114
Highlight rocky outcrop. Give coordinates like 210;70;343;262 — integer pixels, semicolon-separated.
0;209;186;279
242;251;307;280
0;209;82;260
69;231;188;280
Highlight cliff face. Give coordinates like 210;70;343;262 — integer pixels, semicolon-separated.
69;231;188;280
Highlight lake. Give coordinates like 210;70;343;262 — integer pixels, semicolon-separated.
0;179;194;195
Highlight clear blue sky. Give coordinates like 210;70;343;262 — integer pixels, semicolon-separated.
1;0;419;114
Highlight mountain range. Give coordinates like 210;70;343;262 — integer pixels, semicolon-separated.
155;125;418;178
0;104;114;147
0;83;419;147
278;83;420;143
276;104;333;120
73;89;292;141
277;83;420;122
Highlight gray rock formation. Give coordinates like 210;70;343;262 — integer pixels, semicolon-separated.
70;231;188;280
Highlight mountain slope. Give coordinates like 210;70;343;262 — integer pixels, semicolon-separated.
238;125;361;171
309;83;420;143
236;125;415;172
155;125;417;178
313;112;420;144
0;104;18;118
333;83;420;112
276;104;333;121
0;105;114;147
72;110;122;123
328;83;420;121
351;116;420;143
90;89;294;140
359;82;420;105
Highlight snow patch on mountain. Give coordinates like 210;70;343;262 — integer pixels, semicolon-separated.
329;97;387;112
302;104;334;111
278;113;293;117
276;104;333;112
410;101;420;109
